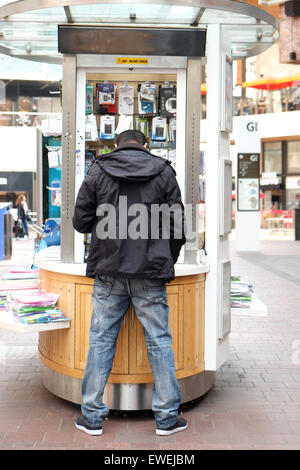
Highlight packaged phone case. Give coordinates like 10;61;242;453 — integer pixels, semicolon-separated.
138;82;156;115
85;114;98;141
86;83;94;114
159;85;176;117
100;115;115;140
118;85;134;115
96;83;118;114
151;117;167;141
169;118;176;143
136;117;149;139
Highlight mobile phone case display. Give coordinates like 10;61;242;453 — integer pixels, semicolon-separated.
85;79;177;162
82;77;178;262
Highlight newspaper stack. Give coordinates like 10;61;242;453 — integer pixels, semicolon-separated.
231;275;254;308
9;291;68;324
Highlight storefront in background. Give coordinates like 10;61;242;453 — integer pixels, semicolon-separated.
260;138;300;230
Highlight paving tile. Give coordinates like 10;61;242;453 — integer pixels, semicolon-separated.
1;238;300;449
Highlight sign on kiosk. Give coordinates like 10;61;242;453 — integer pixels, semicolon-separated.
235;119;261;251
237;153;260;211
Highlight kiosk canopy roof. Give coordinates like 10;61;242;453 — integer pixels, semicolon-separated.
0;0;279;63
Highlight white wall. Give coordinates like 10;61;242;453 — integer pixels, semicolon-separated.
0;126;38;171
233;110;300;140
201;110;300;144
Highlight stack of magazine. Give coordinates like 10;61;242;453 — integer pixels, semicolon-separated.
0;268;40;313
231;275;254;308
0;268;69;325
9;291;68;324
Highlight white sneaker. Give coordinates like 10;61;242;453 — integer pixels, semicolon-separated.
156;417;188;436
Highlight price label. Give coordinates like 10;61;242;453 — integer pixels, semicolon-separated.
116;57;148;65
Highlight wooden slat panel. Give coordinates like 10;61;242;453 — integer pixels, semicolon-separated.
168;285;184;370
183;281;205;370
39;274;75;368
74;284;129;373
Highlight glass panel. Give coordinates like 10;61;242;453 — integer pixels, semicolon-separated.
263;142;282;174
287;141;300;173
70;4;197;24
201;9;255;24
0;53;62;76
7;7;66;21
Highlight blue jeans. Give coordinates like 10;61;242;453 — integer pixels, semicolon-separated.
81;275;181;429
21;216;28;236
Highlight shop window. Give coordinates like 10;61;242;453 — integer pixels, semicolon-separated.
286;189;300;210
263;141;282;174
287;141;300;174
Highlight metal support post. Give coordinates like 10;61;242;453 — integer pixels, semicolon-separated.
184;58;201;264
61;55;77;263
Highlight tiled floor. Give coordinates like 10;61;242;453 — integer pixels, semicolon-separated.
1;237;300;449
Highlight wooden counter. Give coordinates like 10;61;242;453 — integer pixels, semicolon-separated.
37;263;215;408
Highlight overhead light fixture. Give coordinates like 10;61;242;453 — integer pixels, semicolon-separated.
290;51;297;60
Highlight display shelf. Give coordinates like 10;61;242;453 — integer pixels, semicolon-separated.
0;310;70;334
231;294;268;317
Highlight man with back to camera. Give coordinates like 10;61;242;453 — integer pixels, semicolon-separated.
72;129;186;436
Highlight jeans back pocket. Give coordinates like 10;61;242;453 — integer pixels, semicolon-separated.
143;279;166;303
93;275;114;298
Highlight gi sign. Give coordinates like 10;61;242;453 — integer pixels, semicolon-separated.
235;119;260;153
238;153;260;179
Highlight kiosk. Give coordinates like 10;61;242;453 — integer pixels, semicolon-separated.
0;1;279;409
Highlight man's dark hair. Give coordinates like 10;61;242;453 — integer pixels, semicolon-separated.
116;130;147;146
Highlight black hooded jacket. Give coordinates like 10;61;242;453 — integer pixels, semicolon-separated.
72;143;186;281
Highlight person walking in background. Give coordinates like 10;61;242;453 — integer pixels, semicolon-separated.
15;194;30;239
72;129;187;437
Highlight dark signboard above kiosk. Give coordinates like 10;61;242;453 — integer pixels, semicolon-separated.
58;26;206;57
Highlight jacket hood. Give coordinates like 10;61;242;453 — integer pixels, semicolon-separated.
96;143;169;182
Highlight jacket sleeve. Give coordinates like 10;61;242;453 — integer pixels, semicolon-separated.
72;173;97;233
163;164;186;263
